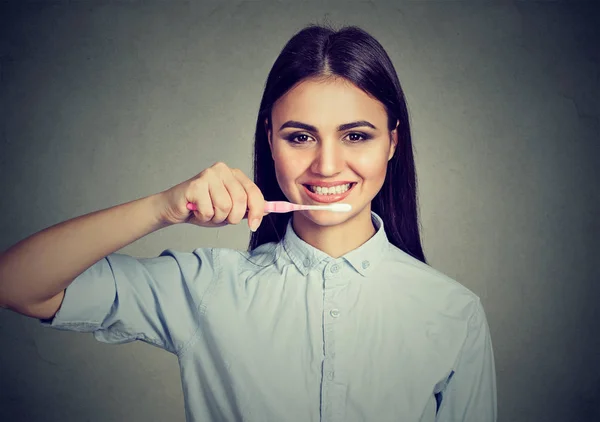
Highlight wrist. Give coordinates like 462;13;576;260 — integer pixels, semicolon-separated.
147;192;175;231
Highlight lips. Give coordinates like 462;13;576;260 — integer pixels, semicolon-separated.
302;182;356;204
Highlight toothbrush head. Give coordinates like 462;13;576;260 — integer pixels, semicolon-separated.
326;203;352;212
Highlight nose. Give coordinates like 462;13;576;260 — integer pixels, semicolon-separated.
310;139;345;177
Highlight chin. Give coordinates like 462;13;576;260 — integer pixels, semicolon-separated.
296;209;358;228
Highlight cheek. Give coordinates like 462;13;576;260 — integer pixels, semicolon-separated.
354;149;390;182
272;148;305;186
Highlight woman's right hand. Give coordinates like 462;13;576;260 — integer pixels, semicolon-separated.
158;162;266;232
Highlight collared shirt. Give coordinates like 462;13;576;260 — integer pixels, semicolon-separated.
41;212;497;422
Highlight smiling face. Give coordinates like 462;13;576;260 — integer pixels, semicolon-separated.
267;76;398;232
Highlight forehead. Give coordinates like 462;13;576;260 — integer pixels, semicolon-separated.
272;77;387;128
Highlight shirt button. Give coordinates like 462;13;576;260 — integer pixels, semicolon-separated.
362;260;370;269
303;258;311;267
327;371;335;381
330;309;340;318
330;264;339;273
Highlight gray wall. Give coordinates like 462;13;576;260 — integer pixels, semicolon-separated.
1;1;598;421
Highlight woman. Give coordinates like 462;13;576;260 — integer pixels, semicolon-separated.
0;25;496;421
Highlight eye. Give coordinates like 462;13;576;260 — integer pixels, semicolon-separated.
345;132;371;143
284;133;314;144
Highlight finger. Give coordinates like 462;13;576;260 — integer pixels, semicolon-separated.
222;171;248;225
188;180;214;223
232;169;265;231
208;179;232;224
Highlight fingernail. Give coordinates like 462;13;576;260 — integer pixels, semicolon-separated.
249;219;260;232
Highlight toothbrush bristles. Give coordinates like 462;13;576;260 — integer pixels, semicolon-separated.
317;203;351;212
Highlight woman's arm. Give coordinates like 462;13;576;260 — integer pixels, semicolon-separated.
0;162;265;320
436;300;497;421
0;193;170;318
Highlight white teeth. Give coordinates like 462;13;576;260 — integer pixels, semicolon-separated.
309;183;351;195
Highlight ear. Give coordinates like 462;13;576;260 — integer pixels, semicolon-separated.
265;118;273;149
388;120;399;161
265;118;277;161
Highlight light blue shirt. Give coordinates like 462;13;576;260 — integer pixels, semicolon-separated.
41;212;497;421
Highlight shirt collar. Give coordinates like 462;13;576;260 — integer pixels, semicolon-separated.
281;212;390;276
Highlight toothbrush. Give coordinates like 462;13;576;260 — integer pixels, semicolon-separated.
186;201;352;213
263;201;352;213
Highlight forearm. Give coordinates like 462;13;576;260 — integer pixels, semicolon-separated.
0;192;171;310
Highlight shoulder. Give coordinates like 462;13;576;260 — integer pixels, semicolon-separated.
135;247;218;273
209;241;282;272
136;243;282;278
383;243;482;319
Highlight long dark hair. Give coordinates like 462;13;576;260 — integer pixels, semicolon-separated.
249;24;427;264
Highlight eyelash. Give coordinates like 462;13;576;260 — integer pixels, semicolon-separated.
284;132;371;144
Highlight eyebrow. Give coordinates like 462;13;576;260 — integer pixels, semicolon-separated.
278;120;377;132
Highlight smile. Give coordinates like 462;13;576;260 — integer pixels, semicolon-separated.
302;182;356;204
307;183;352;195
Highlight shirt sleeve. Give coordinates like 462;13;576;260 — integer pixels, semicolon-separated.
39;248;218;355
435;299;497;422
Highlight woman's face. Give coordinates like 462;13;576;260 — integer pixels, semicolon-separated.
268;76;397;229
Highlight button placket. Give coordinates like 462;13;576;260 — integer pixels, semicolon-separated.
325;261;342;326
322;261;341;415
324;260;341;278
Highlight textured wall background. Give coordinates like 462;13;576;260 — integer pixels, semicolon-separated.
0;1;598;421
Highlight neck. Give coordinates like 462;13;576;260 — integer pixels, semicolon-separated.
292;208;377;258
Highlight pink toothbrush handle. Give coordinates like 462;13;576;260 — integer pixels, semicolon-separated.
186;201;295;213
264;201;299;213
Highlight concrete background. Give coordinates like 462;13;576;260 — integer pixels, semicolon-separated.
0;1;598;421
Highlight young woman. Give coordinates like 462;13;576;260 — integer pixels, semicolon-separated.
0;25;497;421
